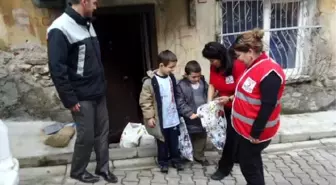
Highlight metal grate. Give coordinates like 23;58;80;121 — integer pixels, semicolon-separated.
217;0;331;81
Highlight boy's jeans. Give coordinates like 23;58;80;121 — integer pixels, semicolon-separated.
190;132;207;161
156;126;180;167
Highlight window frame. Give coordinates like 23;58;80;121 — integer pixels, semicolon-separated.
217;0;319;80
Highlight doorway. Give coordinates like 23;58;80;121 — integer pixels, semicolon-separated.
93;5;158;143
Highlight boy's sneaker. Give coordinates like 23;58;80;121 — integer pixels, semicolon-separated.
160;166;169;173
172;163;184;171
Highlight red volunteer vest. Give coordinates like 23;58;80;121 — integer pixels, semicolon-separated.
232;54;286;142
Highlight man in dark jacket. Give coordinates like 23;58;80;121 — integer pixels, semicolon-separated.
176;60;209;166
47;0;117;183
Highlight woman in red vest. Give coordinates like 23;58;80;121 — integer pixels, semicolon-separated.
202;42;246;180
230;29;286;185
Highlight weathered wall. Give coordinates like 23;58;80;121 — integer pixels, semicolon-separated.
0;0;216;79
0;44;71;122
0;0;335;122
0;0;61;49
0;0;66;121
0;0;217;121
155;0;216;80
281;0;336;113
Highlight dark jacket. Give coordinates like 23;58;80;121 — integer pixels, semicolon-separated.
176;76;208;133
139;70;180;141
47;7;106;108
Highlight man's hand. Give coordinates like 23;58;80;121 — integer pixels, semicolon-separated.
189;113;199;120
147;118;156;128
249;137;261;144
70;103;81;112
215;96;230;104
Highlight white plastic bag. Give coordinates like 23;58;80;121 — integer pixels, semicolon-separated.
139;129;156;147
0;120;19;185
120;123;147;148
178;117;194;161
0;158;19;185
197;101;227;150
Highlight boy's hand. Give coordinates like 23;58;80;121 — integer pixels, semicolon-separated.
189;113;198;120
147;118;156;128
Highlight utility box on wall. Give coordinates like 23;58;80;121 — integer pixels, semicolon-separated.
32;0;67;8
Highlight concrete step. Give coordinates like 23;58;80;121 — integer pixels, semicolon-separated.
4;110;336;168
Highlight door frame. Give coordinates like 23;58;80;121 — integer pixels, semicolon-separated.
93;4;158;143
94;4;159;69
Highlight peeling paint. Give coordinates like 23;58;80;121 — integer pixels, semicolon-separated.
0;0;60;46
12;8;30;29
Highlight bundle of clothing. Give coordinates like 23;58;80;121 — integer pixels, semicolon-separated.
43;123;76;148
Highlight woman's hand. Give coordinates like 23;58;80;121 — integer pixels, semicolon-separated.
215;96;230;104
249;137;261;144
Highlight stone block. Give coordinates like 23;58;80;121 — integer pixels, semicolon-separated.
113;157;156;169
109;147;138;160
62;176;80;185
31;65;49;75
205;151;220;157
19;165;66;181
264;143;294;153
109;143;119;148
18;152;73;168
18;64;32;72
39;79;54;87
292;140;322;149
271;134;280;144
137;146;157;157
21;176;64;185
123;171;139;182
205;139;215;151
279;133;310;143
310;131;336;140
139;176;152;185
320;137;336;145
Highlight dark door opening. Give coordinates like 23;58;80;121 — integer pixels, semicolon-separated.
93;5;157;143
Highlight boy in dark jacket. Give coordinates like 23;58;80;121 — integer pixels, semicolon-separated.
176;60;209;166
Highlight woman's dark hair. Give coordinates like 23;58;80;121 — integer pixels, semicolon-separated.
202;42;234;76
185;60;201;75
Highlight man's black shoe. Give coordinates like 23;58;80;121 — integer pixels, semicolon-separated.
70;171;100;183
95;171;118;183
210;169;226;181
160;166;169;173
172;163;184;171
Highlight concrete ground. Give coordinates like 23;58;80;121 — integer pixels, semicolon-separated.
4;111;336;168
19;144;336;185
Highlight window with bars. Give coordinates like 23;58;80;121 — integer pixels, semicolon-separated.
218;0;321;79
